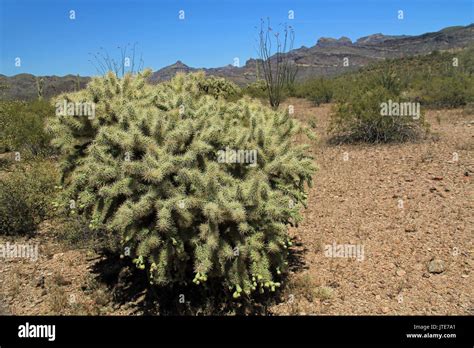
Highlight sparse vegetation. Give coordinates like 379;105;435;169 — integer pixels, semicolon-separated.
292;47;474;110
0;161;58;235
328;71;429;143
242;79;268;100
0;99;55;157
294;77;334;106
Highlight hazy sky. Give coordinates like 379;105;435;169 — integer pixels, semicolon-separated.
1;0;472;76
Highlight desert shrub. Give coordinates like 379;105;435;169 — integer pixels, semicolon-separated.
329;77;429;143
0;100;54;156
0;161;58;235
243;80;269;100
48;70;315;299
416;74;473;108
292;46;474;111
294;78;334;106
52;214;118;251
369;68;402;95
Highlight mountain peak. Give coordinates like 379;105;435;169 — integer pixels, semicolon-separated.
171;60;188;68
316;36;352;47
356;33;410;45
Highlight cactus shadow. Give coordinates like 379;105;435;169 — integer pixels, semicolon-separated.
287;236;309;273
90;239;308;315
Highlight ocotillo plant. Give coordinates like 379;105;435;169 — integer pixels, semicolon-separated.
257;19;298;108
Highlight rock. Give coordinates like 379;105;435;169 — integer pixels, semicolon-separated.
396;269;406;277
382;306;390;313
405;226;417;233
36;276;45;288
428;259;445;274
52;253;64;260
432;176;443;181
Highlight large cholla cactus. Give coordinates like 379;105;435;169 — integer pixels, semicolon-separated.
48;70;315;298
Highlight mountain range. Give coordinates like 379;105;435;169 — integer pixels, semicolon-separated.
1;24;472;100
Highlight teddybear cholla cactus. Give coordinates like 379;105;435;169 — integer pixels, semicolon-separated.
195;74;241;100
48;69;315;298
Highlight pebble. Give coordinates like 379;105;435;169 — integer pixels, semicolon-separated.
428;259;445;274
396;269;406;277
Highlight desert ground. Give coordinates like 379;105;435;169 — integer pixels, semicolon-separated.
0;98;472;315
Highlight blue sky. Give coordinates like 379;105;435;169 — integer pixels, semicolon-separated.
0;0;472;76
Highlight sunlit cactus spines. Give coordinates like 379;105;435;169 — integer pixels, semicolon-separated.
48;71;315;297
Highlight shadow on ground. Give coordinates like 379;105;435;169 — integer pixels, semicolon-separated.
90;236;307;315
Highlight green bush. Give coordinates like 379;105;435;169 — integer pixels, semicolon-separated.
294;46;474;110
417;74;473;108
243;80;268;100
0;161;58;235
52;215;118;251
329;78;429;143
294;78;334;106
0;100;54;156
49;70;315;298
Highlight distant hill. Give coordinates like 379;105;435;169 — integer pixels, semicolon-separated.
150;23;473;84
0;74;90;101
1;23;472;100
